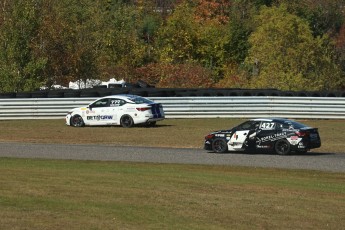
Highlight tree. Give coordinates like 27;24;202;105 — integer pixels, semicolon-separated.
136;1;164;64
194;0;231;24
223;17;251;64
276;0;345;37
156;1;230;82
155;63;214;88
245;5;342;91
335;24;345;89
56;0;103;86
156;2;199;64
102;1;148;81
0;0;47;93
33;0;76;88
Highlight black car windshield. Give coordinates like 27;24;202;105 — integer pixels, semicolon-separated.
235;121;257;130
282;120;308;129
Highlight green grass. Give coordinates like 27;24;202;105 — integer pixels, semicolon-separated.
0;119;344;229
0;118;344;153
0;158;344;230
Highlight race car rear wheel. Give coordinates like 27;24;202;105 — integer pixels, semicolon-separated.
120;115;134;128
70;115;85;127
212;138;228;153
274;139;291;155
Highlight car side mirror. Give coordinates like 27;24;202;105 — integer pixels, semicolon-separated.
88;105;92;111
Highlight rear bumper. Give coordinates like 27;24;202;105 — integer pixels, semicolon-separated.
146;117;165;123
133;115;164;125
309;141;321;149
293;140;321;152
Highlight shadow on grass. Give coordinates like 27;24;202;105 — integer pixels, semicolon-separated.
73;124;174;128
206;151;336;156
288;152;336;156
137;124;174;128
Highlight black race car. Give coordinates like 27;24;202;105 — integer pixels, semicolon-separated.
204;118;321;155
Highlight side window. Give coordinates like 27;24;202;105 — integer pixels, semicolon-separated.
260;122;276;130
238;121;254;130
91;98;109;108
281;122;294;130
278;122;289;129
109;99;126;107
252;121;260;130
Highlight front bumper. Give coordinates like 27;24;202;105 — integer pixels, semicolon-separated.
65;114;71;125
204;140;212;150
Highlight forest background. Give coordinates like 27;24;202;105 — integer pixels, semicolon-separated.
0;0;345;93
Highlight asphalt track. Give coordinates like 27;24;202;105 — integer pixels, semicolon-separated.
0;142;344;173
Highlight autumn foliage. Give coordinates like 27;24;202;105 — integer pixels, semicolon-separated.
133;63;214;88
0;0;344;92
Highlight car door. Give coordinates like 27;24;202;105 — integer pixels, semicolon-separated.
86;98;113;125
255;121;278;148
228;121;257;151
108;98;127;123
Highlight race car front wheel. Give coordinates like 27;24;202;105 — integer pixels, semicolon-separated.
212;138;228;153
120;115;134;128
70;115;85;127
274;139;291;155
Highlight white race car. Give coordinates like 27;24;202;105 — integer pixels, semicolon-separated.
66;94;164;128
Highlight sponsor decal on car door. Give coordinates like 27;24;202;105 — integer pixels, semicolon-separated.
108;99;125;123
86;108;114;125
255;122;287;148
228;130;249;150
86;99;115;125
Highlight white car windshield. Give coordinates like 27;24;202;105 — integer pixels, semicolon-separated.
130;96;154;104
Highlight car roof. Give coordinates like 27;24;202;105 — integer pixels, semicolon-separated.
250;118;291;122
100;94;143;100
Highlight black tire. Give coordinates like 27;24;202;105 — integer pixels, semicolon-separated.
120;115;134;128
274;139;291;155
137;80;149;88
70;115;85;127
0;93;16;98
129;88;148;97
282;91;295;97
64;90;81;98
31;91;48;98
47;90;65;98
16;92;32;98
80;90;99;97
228;90;240;96
212;138;228;153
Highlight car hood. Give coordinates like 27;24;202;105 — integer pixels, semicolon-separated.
210;129;232;134
69;107;86;113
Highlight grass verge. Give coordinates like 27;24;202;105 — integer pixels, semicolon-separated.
0;119;344;229
0;158;344;230
0;118;344;153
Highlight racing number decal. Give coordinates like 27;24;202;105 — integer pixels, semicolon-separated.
110;100;121;107
260;122;276;130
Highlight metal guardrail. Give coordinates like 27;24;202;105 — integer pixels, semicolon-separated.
0;96;345;120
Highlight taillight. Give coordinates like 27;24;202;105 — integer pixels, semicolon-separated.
295;131;309;137
136;107;150;111
205;134;215;140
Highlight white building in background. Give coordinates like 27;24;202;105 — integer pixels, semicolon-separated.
68;78;126;89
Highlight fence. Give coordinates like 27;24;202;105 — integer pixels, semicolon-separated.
0;96;345;120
